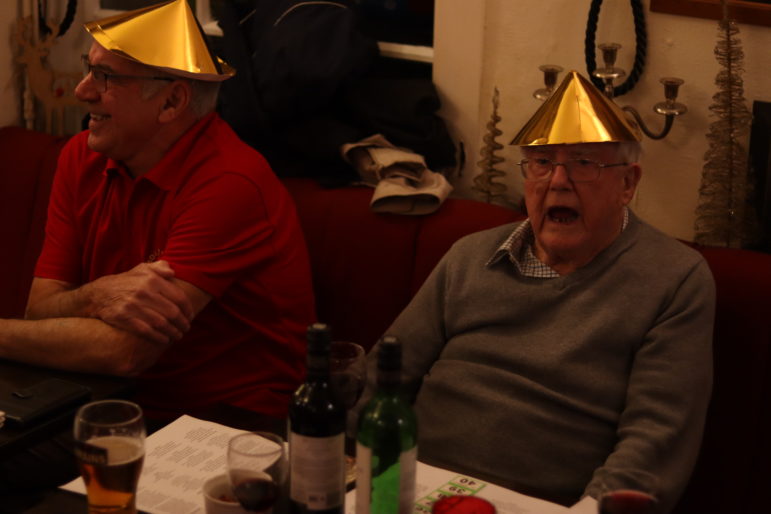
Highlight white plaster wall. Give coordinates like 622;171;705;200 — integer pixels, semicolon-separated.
435;0;771;241
432;0;488;188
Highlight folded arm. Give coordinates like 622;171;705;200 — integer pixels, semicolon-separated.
26;260;199;345
3;261;212;376
0;316;166;376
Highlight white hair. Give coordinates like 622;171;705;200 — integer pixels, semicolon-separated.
141;74;220;118
616;141;642;163
187;80;220;117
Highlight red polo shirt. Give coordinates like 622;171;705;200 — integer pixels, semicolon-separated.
36;113;315;418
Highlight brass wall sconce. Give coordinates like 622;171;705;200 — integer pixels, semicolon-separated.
534;43;687;140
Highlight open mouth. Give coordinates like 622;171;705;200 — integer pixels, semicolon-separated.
90;113;110;122
547;206;579;224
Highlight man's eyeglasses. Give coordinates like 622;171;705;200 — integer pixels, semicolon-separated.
518;158;629;182
81;55;174;93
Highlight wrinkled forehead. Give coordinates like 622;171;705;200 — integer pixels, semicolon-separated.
521;142;619;159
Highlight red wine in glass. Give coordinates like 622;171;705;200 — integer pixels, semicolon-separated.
329;341;366;410
599;490;657;514
233;475;279;512
330;371;364;409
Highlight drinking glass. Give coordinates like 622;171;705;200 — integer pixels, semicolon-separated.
227;432;287;513
329;341;366;410
73;399;145;514
597;470;659;514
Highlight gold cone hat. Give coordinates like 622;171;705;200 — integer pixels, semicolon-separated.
85;0;234;81
510;70;641;146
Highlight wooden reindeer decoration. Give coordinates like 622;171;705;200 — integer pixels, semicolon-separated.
14;16;82;135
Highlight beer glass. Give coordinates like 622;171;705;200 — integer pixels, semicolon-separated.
73;399;145;514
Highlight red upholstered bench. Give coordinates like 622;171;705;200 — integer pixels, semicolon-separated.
281;177;523;349
0;126;68;318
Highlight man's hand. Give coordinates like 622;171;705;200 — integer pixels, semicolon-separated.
21;263;212;376
83;260;194;344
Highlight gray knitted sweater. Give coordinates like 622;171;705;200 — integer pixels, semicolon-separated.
372;212;715;512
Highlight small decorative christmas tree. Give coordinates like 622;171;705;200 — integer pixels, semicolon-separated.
473;88;508;203
694;0;758;247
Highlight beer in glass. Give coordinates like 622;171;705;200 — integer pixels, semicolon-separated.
74;399;145;514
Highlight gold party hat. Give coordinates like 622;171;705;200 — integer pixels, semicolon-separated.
510;70;641;146
85;0;234;81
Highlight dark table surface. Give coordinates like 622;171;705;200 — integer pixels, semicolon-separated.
0;358;291;513
0;358;135;460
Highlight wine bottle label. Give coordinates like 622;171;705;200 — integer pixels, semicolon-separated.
356;443;417;514
289;432;346;510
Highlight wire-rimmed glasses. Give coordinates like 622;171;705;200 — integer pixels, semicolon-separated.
81;55;174;93
518;158;629;182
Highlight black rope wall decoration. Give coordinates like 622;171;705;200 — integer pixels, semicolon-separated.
38;0;78;38
584;0;647;97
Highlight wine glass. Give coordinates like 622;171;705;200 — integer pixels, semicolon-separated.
597;470;659;514
227;432;287;513
329;341;366;410
73;399;145;514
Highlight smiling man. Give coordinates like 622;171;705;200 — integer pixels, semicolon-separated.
0;0;317;496
0;0;315;419
355;71;715;513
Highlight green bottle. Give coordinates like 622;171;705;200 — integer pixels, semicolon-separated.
356;335;418;514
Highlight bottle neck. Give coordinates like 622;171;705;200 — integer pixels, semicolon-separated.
377;368;400;392
306;352;330;380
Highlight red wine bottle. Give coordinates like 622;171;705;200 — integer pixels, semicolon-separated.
288;323;346;514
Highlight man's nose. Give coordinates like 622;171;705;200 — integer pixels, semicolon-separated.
74;74;98;102
548;162;573;188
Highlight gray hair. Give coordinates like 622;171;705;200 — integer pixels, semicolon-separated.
616;141;642;163
186;80;220;117
141;74;220;118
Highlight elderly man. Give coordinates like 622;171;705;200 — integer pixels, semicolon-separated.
0;0;314;420
359;71;714;513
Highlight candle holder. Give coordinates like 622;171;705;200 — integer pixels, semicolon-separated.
592;43;626;98
533;65;564;101
533;42;687;140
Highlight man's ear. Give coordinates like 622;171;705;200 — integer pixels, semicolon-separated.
157;81;191;123
621;163;642;205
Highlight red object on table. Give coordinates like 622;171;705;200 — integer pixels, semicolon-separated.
599;490;657;514
432;496;496;514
